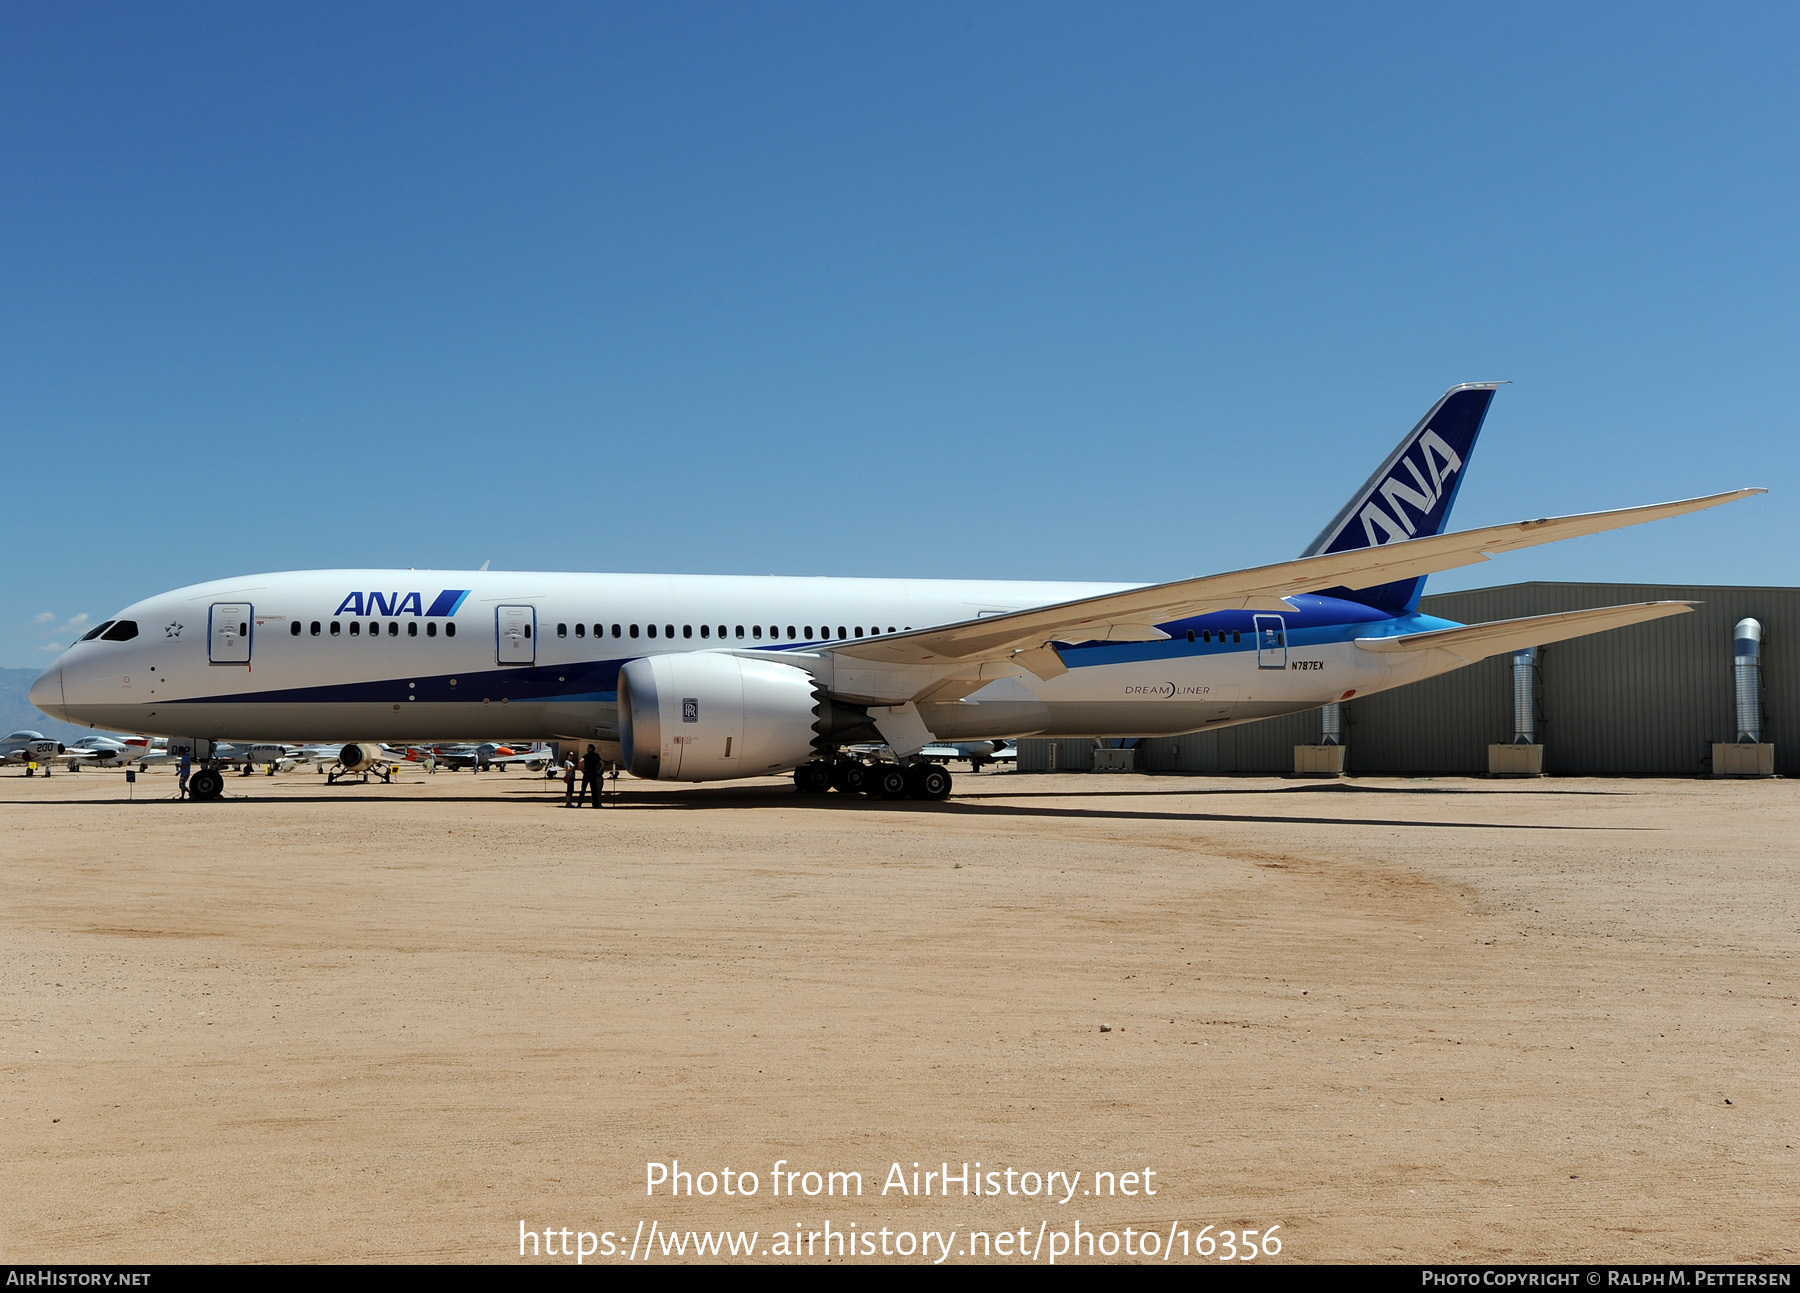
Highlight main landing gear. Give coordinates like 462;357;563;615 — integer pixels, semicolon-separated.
794;758;953;801
188;768;226;800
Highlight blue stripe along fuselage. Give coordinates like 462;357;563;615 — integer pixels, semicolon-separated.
164;593;1458;707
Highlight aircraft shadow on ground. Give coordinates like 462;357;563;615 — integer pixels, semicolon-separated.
6;779;1649;829
547;783;1647;830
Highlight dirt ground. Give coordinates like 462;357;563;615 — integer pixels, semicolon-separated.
1;763;1795;1264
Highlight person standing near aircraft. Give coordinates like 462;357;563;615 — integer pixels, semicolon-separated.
178;750;192;799
563;750;578;807
581;744;602;808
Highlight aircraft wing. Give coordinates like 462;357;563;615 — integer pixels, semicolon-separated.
1352;601;1696;664
825;489;1761;679
485;749;551;767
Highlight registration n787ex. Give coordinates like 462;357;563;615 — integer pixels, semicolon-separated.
31;385;1760;801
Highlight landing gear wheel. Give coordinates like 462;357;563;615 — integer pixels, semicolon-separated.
870;763;909;800
189;768;225;800
917;764;953;800
834;761;869;795
794;762;832;794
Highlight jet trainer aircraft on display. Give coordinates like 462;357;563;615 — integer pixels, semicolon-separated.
3;730;69;774
31;385;1762;802
424;741;554;772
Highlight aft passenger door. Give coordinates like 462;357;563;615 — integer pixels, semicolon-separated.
1253;614;1287;669
496;605;536;665
209;603;253;663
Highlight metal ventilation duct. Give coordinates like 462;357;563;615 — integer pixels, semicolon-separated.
1511;647;1537;744
1734;618;1763;743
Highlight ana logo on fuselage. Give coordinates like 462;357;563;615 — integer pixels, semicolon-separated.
1357;428;1464;546
332;589;471;618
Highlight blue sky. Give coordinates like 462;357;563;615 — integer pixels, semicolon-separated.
4;2;1795;666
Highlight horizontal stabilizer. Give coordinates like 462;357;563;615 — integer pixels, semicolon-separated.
1353;601;1696;663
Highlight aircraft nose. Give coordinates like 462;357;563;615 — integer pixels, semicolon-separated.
29;664;66;721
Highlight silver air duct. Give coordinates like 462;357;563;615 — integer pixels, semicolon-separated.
1511;647;1537;744
1319;703;1342;746
1734;618;1762;743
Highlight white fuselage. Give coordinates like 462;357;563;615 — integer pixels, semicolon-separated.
31;569;1461;759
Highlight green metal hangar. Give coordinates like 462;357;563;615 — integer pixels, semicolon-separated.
1016;583;1794;778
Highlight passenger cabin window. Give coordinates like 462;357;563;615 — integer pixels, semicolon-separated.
593;624;602;638
735;626;745;639
557;623;567;638
805;625;813;638
787;625;796;639
331;621;341;636
427;622;437;637
612;624;622;638
407;622;417;637
752;625;762;640
81;621;114;641
350;622;361;636
575;623;585;637
665;624;674;638
291;621;302;636
523;624;531;638
855;627;864;637
446;623;456;637
647;624;657;638
630;625;639;638
700;625;710;638
838;626;847;639
683;625;692;639
311;621;321;636
388;621;398;636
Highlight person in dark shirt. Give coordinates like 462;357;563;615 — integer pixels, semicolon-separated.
581;744;603;808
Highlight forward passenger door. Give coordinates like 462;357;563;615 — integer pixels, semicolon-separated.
209;603;253;664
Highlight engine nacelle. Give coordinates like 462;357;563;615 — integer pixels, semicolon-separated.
338;742;385;772
619;653;823;781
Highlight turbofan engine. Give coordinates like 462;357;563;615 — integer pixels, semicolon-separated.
618;654;828;781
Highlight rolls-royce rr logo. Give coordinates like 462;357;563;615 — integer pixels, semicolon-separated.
682;698;699;723
164;622;183;638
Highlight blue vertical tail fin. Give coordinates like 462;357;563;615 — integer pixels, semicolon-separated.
1301;382;1503;613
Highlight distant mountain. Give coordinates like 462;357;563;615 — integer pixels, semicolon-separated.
0;667;124;742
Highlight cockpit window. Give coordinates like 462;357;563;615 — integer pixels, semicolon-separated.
81;622;115;641
99;621;139;641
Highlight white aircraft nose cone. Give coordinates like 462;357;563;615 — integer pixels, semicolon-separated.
29;666;65;721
